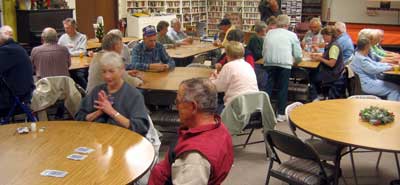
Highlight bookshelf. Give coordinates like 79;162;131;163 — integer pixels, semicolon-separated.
280;0;302;30
126;0;207;31
207;0;260;36
302;0;322;22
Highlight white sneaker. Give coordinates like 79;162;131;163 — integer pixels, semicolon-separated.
276;114;287;122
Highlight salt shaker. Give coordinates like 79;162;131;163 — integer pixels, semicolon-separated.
31;122;37;132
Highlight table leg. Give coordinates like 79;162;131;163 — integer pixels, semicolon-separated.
395;152;400;178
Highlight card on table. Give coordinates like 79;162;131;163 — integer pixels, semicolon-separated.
40;169;68;178
66;153;88;161
74;147;95;154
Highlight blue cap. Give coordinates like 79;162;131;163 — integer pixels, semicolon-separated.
143;25;157;37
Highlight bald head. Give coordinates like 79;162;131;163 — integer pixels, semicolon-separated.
41;27;58;44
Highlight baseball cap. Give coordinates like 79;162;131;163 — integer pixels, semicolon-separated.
218;18;231;27
143;25;157;37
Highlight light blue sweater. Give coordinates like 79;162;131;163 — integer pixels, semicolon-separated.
262;28;302;69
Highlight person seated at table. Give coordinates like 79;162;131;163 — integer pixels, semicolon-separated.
350;38;400;101
358;29;395;64
334;21;354;64
87;34;143;93
370;29;399;62
214;18;235;48
75;52;150;136
58;18;88;89
310;26;346;100
167;18;193;45
127;25;175;72
107;29;131;65
156;20;177;49
247;21;267;61
149;78;233;185
210;41;258;111
215;29;255;73
302;17;325;52
58;18;87;57
0;25;35;115
31;27;71;79
266;16;278;31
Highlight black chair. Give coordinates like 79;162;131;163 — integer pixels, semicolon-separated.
265;130;338;185
234;111;264;148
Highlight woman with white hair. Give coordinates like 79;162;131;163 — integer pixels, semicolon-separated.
76;52;150;136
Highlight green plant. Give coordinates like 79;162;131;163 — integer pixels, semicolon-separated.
359;106;395;125
96;23;104;41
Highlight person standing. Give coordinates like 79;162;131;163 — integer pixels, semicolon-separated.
259;0;281;22
262;14;302;122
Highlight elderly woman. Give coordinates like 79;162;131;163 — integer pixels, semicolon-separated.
350;38;400;101
156;21;176;49
310;25;346;100
107;29;131;65
76;52;149;136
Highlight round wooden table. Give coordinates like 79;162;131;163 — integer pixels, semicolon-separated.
289;99;400;152
0;121;155;185
139;67;214;91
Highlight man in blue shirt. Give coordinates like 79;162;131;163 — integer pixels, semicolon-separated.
127;25;175;72
334;22;354;64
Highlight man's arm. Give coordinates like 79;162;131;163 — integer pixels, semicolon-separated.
70;34;87;56
126;46;150;71
172;152;211;185
160;45;175;69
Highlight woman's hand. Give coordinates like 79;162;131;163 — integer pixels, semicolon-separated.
94;90;116;116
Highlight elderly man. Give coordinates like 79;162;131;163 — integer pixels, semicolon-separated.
302;17;325;51
157;20;176;48
108;29;131;65
58;18;87;56
0;26;35;114
263;14;302;122
0;25;13;39
87;33;143;93
334;21;355;64
31;27;71;79
167;18;192;45
127;25;175;72
149;78;233;185
58;18;88;89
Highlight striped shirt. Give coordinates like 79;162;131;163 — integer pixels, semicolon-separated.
31;43;71;79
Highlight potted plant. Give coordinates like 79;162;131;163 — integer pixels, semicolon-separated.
95;22;104;42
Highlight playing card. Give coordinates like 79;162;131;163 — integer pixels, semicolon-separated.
16;127;29;134
66;153;88;161
40;169;68;178
74;147;95;154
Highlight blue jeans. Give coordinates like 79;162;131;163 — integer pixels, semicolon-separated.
265;66;291;115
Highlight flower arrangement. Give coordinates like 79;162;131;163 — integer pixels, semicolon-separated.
359;106;395;125
95;23;104;42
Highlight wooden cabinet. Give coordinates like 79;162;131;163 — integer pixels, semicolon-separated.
16;9;73;45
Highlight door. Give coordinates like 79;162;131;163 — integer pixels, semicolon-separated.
75;0;118;39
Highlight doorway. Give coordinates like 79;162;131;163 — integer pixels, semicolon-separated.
75;0;118;39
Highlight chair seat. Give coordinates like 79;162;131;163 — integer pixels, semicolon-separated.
305;138;341;161
273;158;335;185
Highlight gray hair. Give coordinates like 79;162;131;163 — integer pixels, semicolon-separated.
170;18;180;26
107;29;123;37
276;14;290;28
41;27;58;44
358;28;373;41
310;17;322;26
226;29;244;42
357;38;370;51
100;51;124;69
63;18;77;28
101;33;122;51
254;21;267;33
334;21;347;33
180;78;218;113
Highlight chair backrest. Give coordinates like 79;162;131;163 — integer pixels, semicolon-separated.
353;73;363;95
285;102;304;137
347;95;381;100
266;130;320;162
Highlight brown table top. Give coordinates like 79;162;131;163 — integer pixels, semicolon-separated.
166;40;220;58
139;67;214;91
69;56;92;70
289;99;400;152
384;70;400;76
0;121;155;185
255;58;320;69
87;37;141;50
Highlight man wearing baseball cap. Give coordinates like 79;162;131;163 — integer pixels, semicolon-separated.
127;25;175;72
214;18;235;48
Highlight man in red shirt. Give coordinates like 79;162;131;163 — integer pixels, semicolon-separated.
149;78;234;185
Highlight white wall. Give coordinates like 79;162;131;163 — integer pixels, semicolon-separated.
66;0;76;19
323;0;400;25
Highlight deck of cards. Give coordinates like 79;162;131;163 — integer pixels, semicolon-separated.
66;153;88;161
40;169;68;178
